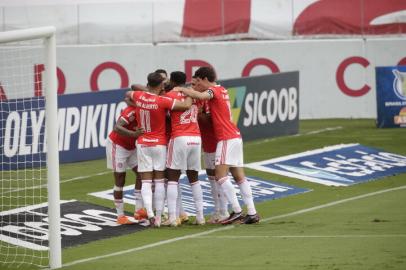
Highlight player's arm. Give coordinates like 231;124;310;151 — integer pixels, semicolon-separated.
114;118;144;138
131;84;148;91
124;91;137;106
172;96;193;111
177;87;212;100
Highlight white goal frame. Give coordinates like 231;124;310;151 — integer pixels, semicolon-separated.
0;27;61;269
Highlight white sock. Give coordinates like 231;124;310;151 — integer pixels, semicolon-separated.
218;176;242;213
208;176;220;213
114;199;124;216
141;180;153;218
154;179;166;218
167;181;178;222
238;179;257;215
134;189;143;212
216;181;229;215
191;181;204;219
177;183;185;217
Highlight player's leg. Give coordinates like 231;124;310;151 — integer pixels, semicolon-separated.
167;137;188;224
204;152;228;223
151;145;168;227
186;136;204;225
128;150;147;220
228;138;260;224
177;183;189;224
215;140;242;224
132;166;147;220
137;144;155;226
165;168;181;226
106;139;134;224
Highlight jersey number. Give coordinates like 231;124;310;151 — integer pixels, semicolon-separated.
180;105;198;124
140;109;151;132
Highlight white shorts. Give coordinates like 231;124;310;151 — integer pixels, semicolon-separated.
215;138;244;167
106;138;137;173
136;143;167;172
203;151;216;170
167;136;201;171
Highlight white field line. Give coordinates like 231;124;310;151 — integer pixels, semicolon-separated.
196;234;406;239
60;184;406;269
247;126;343;146
3;171;111;194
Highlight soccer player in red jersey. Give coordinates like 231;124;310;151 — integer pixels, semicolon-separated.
194;77;229;224
126;72;192;227
164;71;204;226
106;106;144;224
180;67;260;224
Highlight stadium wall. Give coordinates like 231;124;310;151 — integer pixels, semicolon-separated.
2;38;405;119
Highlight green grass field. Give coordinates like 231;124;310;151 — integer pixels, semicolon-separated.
2;119;406;270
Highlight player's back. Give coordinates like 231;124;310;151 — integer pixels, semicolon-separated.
208;85;241;141
166;90;200;138
131;91;174;146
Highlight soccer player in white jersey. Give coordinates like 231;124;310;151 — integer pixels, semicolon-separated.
126;72;192;227
180;67;260;224
164;71;204;226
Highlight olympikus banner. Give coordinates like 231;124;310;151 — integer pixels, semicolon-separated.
0;72;299;170
246;144;406;186
89;174;310;216
376;66;406;128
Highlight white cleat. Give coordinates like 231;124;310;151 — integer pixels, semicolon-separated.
193;216;206;225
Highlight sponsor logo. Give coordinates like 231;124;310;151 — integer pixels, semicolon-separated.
187;142;200;146
393;70;406;100
0;201;146;251
394;107;406;126
246;144;406;186
228;86;246;125
227;85;299;127
141;138;159;143
243;87;298;127
89;173;310;216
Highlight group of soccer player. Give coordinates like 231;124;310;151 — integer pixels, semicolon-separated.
106;66;260;227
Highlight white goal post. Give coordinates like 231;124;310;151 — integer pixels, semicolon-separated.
0;27;61;269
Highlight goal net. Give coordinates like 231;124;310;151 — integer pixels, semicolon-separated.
0;27;61;269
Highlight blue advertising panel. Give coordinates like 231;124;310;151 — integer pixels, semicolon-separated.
246;144;406;186
376;66;406;128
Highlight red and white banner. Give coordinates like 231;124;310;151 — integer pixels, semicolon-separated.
1;0;405;44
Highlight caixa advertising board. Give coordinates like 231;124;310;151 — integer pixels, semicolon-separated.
0;72;299;170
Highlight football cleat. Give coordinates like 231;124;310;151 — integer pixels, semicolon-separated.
134;208;148;221
208;212;220;224
208;212;230;224
116;215;135;225
179;212;189;224
220;211;243;225
192;216;206;225
154;216;161;227
242;213;260;224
